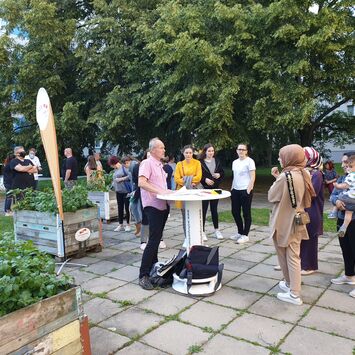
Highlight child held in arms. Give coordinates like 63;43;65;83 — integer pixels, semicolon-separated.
335;154;355;237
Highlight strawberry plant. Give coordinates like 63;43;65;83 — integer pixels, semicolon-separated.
0;233;72;316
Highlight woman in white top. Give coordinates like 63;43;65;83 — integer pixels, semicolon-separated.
231;143;256;244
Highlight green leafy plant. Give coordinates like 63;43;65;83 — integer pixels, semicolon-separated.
12;185;95;213
0;233;72;316
86;171;114;192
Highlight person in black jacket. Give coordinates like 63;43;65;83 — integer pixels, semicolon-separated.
3;153;15;215
199;143;225;240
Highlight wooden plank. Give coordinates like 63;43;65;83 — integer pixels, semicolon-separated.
11;320;81;355
52;338;82;355
0;287;79;352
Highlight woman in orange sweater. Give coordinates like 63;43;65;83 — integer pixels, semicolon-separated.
174;145;203;246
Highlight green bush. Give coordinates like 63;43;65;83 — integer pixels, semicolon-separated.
12;185;95;213
86;171;114;192
0;234;72;316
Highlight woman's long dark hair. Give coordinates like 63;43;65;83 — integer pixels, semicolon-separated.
4;153;14;166
199;143;214;160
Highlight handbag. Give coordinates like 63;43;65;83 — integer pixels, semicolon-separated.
285;171;310;225
122;167;133;193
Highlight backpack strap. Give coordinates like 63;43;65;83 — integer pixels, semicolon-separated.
214;264;224;291
206;246;218;265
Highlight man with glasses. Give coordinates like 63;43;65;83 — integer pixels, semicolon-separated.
330;152;355;298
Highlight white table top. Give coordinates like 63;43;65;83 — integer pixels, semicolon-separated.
157;189;231;202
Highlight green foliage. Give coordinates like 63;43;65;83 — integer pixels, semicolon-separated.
86;171;114;192
0;233;72;316
12;185;94;213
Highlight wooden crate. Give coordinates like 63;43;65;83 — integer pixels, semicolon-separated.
14;207;102;258
88;191;118;221
0;286;91;355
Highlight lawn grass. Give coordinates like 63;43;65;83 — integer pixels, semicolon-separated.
214;209;337;233
0;215;14;234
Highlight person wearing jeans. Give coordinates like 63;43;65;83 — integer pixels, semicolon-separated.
230;143;256;244
138;138;171;290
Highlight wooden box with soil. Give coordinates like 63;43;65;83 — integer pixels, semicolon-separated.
0;286;91;355
14;207;102;258
88;191;118;222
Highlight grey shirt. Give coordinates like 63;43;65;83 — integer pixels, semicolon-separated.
113;167;132;193
204;158;216;175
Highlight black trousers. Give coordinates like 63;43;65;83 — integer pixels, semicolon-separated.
139;206;169;278
338;218;355;277
116;192;130;224
231;189;253;236
202;199;219;230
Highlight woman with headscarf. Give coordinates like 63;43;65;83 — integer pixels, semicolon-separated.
300;147;324;275
268;144;316;305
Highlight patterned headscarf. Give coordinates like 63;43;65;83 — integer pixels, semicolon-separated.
304;147;322;169
279;144;316;208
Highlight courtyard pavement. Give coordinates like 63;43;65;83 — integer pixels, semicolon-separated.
64;207;355;355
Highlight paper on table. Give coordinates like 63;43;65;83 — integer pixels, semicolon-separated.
173;186;217;196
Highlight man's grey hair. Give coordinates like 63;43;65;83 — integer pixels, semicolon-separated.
14;146;24;154
148;137;161;151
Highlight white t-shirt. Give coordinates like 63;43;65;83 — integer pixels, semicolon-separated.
25;155;41;180
232;157;256;190
344;172;355;199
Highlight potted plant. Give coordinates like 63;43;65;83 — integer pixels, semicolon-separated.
13;185;102;258
87;171;118;221
0;233;91;354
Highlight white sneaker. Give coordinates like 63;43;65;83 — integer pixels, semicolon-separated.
140;243;147;251
124;225;131;232
214;230;223;240
230;234;240;241
278;280;290;293
202;232;208;241
274;265;282;271
5;212;13;217
301;269;316;276
159;240;166;249
277;292;303;305
236;235;249;244
331;275;355;285
114;225;124;232
349;289;355;298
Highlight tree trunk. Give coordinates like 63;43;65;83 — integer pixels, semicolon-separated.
298;125;314;147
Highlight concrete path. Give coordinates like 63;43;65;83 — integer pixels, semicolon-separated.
62;208;354;355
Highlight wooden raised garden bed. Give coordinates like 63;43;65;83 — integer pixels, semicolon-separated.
88;191;118;222
14;207;102;258
0;286;91;355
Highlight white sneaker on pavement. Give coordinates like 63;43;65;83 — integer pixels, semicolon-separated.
124;225;131;232
349;289;355;298
159;240;166;249
114;225;124;232
236;235;249;244
214;230;223;240
331;275;355;285
140;243;147;251
274;265;282;271
277;292;303;305
202;232;208;241
301;269;316;276
278;280;290;293
230;234;240;241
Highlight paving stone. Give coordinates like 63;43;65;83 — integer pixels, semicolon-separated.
227;274;278;293
317;260;344;276
105;265;140;282
138;290;197;316
100;307;163;337
207;286;262;310
141;320;209;355
108;252;142;265
94;248;125;259
245;263;282;280
316;289;355;314
81;276;126;293
179;300;238;330
84;297;122;323
90;327;130;355
201;334;269;354
318;251;344;264
66;269;97;285
107;282;158;303
329;282;354;294
218;246;239;257
111;241;139;251
222;257;257;273
249;295;310;323
233;249;269;263
223;313;293;348
280;326;355;355
84;260;124;275
222;269;240;284
115;342;168;354
268;283;325;305
261;254;279;266
69;256;100;265
299;306;355;339
245;243;275;254
301;272;334;289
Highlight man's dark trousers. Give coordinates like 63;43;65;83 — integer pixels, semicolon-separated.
139;206;169;278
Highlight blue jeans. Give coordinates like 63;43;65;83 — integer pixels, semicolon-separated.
130;197;142;223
